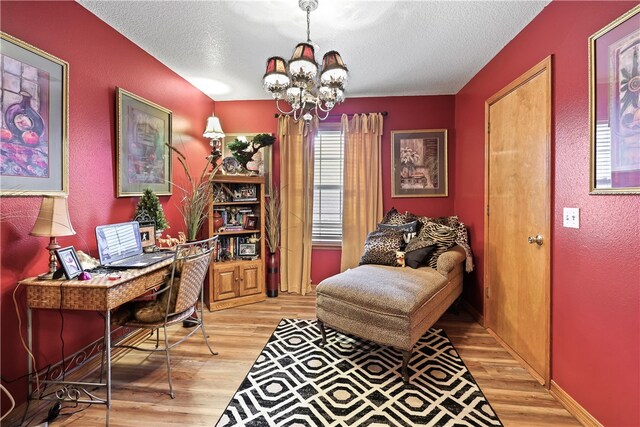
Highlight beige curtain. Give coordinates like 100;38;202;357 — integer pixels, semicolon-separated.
340;113;384;271
278;116;317;295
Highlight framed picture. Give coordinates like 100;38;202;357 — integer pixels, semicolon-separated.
116;87;172;197
244;215;258;230
223;133;272;196
391;129;448;197
138;223;156;250
55;246;83;279
239;243;257;256
589;5;640;194
0;32;69;196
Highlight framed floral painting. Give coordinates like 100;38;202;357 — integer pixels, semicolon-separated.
391;129;448;197
589;5;640;194
0;32;69;196
116;87;172;197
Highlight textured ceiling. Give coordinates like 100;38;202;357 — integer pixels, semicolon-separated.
78;0;549;101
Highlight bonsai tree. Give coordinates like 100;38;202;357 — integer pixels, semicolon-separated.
134;188;169;231
227;133;276;170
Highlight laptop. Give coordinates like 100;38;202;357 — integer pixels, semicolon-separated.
95;221;173;268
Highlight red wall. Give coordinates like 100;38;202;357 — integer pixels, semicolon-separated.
454;2;640;425
0;1;214;408
216;96;456;284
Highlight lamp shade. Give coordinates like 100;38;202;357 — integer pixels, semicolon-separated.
289;43;318;77
263;57;290;87
203;116;225;139
30;196;75;237
321;50;348;86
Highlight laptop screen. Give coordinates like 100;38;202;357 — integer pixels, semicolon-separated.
96;221;142;265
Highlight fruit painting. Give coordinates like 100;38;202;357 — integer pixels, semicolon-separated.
0;55;50;179
0;33;68;196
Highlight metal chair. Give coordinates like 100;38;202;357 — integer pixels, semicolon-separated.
110;236;218;398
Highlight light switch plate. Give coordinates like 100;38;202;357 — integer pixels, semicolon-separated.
563;207;579;229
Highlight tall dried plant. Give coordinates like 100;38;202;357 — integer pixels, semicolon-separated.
265;183;281;254
168;144;219;241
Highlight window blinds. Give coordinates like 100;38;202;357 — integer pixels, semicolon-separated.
594;121;611;189
313;122;344;244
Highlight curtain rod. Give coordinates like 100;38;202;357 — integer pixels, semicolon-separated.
274;111;388;118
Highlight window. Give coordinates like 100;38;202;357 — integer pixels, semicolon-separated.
594;121;612;189
313;122;344;245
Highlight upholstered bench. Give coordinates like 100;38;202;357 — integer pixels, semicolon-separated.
316;246;466;382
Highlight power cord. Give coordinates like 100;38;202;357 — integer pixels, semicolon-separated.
0;383;15;421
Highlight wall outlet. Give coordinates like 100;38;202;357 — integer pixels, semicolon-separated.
563;207;579;229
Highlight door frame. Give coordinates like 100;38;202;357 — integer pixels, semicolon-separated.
483;56;552;387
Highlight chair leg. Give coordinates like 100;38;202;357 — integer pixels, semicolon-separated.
155;328;160;349
199;314;218;356
162;325;174;399
317;320;327;347
402;350;412;383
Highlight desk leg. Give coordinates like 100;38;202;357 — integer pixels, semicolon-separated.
27;306;32;396
105;310;111;425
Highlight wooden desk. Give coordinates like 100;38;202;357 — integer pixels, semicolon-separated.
20;259;173;425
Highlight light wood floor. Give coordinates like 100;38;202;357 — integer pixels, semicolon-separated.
41;294;578;426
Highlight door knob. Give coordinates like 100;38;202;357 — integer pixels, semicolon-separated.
528;235;543;245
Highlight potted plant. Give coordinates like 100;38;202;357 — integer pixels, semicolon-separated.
134;188;169;237
227;133;276;171
264;183;281;297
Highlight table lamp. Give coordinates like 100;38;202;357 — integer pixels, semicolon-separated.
203;115;225;167
30;196;76;279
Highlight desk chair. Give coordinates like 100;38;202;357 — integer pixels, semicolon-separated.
109;236;218;398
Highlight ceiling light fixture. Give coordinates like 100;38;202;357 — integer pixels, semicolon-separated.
262;0;348;124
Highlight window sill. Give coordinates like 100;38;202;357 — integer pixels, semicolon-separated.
312;242;342;250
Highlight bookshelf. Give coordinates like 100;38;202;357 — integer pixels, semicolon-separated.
204;175;266;311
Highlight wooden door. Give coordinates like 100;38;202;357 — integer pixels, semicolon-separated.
238;262;262;297
213;264;238;301
485;57;551;385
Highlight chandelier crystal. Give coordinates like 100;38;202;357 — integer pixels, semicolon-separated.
262;0;348;123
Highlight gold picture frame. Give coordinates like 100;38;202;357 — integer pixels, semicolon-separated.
589;5;640;194
1;32;69;196
116;87;172;197
391;129;448;198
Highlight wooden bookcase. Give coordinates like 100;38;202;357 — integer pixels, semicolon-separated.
204;175;266;311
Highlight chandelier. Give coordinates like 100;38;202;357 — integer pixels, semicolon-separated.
262;0;348;123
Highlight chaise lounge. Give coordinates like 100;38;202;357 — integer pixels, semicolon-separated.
316;245;466;382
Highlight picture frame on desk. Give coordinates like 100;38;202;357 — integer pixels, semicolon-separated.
55;246;83;279
139;223;156;252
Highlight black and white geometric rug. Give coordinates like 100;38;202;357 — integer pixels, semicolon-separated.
216;319;501;426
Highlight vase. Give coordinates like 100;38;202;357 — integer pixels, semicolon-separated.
4;93;45;146
266;252;279;298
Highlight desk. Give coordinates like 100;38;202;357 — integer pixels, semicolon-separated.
20;258;173;424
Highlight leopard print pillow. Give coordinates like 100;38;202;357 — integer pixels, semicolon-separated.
359;229;405;267
381;207;417;225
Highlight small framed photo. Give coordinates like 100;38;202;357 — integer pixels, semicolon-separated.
391;129;448;198
139;223;156;251
244;215;258;230
239;243;257;256
55;246;83;279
